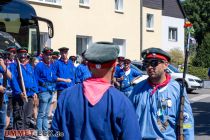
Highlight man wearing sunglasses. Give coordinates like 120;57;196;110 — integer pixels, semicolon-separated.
114;58;142;97
130;48;194;140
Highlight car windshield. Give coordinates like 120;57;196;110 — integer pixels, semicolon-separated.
130;64;144;75
168;64;180;73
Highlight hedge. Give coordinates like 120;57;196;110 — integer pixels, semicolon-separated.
187;65;208;80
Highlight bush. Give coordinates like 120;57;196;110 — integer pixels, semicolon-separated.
188;65;208;80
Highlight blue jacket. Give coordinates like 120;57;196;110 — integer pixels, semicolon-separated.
34;62;57;93
53;59;75;91
75;64;91;83
130;79;194;140
115;68;142;92
9;63;38;97
50;84;141;140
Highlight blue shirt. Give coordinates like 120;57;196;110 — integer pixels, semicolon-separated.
9;63;38;97
115;68;142;92
114;64;123;77
0;66;8;102
50;84;140;140
130;79;194;140
53;59;76;91
34;62;57;93
75;64;91;83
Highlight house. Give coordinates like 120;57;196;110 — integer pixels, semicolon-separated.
162;0;186;51
27;0;141;59
142;0;186;52
141;0;162;51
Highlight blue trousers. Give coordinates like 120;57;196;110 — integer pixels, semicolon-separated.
37;92;52;131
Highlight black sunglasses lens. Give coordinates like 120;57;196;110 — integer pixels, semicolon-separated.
143;60;161;68
150;61;159;67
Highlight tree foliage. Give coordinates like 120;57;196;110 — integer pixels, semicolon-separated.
192;32;210;68
168;48;184;66
182;0;210;67
182;0;210;45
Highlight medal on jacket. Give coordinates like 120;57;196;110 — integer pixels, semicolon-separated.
157;118;165;132
167;99;172;108
157;118;169;132
157;108;163;116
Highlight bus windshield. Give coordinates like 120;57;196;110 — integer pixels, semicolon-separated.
0;13;38;54
0;0;53;55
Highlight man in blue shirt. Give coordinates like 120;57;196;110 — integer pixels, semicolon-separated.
9;48;38;139
75;52;91;84
0;49;12;139
34;47;57;136
115;59;142;97
50;42;140;140
130;48;194;140
53;47;76;99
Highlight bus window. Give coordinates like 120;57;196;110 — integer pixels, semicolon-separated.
29;28;38;55
0;0;54;55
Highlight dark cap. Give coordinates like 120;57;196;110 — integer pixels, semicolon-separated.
42;47;53;54
141;47;171;62
52;51;60;56
17;47;28;53
69;55;76;61
5;46;17;52
118;56;125;61
58;47;69;51
124;59;131;64
84;42;119;69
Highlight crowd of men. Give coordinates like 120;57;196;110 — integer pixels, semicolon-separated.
0;42;194;140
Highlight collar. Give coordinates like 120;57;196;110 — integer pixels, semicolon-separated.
148;74;171;96
83;78;111;106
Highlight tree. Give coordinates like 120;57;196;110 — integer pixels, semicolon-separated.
168;48;184;66
192;32;210;68
182;0;210;46
182;0;210;67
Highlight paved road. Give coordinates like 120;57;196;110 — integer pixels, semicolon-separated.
189;88;210;140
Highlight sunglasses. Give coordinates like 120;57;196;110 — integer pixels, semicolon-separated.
143;59;164;68
18;53;27;58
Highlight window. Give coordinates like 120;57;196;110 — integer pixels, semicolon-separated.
115;0;123;12
113;38;126;57
29;28;38;54
76;36;92;55
79;0;90;6
40;32;51;50
28;0;61;5
146;14;154;30
169;27;178;41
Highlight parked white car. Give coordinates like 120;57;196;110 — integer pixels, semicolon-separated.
130;64;148;85
131;61;203;92
166;65;203;92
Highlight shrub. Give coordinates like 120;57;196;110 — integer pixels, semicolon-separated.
188;65;208;80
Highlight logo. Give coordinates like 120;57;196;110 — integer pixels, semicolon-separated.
95;64;101;69
183;112;190;123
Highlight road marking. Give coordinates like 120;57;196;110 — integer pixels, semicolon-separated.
190;94;210;102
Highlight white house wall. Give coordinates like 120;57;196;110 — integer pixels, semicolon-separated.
162;16;185;52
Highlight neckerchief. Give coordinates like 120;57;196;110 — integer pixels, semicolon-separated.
83;78;111;106
148;74;171;96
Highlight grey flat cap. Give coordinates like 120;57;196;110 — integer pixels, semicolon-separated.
84;42;120;64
